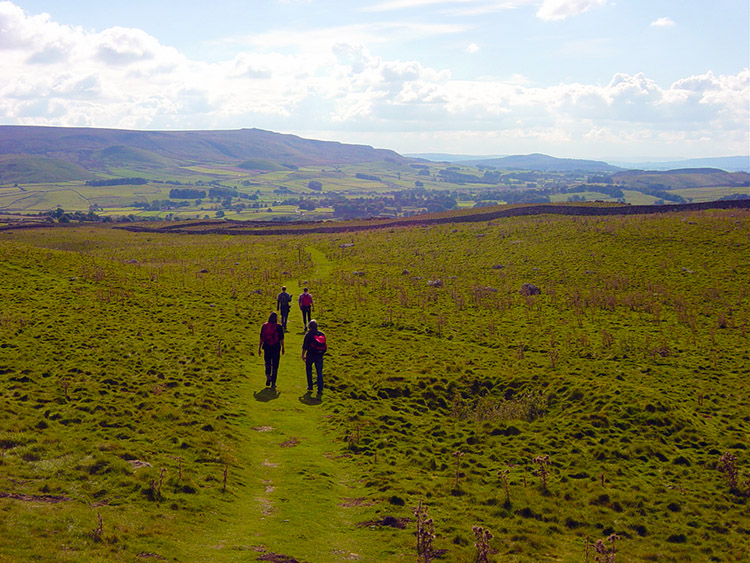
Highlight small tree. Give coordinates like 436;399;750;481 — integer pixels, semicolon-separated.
308;180;323;191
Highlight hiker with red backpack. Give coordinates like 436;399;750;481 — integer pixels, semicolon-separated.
298;287;313;331
259;312;285;388
301;319;326;395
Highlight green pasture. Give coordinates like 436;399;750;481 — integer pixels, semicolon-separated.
1;209;749;561
671;185;750;202
5;159;748;220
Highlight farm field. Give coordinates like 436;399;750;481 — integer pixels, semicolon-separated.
2;156;748;224
0;207;749;561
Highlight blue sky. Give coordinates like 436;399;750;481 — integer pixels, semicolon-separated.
1;0;748;159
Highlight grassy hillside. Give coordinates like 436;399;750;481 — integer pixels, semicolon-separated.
1;208;748;561
612;168;749;190
0;126;407;174
0;154;94;184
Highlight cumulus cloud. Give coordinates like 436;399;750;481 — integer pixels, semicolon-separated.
651;17;676;28
0;1;747;157
466;43;480;54
537;0;608;21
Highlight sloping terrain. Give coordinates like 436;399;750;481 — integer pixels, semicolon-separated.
612;168;750;190
0;154;95;184
0;126;407;180
1;207;748;561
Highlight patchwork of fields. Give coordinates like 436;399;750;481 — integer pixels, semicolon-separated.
1;208;748;561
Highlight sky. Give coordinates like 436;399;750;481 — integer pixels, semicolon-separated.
1;0;748;159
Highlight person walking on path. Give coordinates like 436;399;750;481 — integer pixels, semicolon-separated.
301;319;326;395
298;287;313;331
259;312;285;388
276;286;292;331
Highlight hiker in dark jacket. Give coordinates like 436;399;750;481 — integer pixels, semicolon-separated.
298;287;313;331
276;286;292;331
301;319;326;395
259;312;285;388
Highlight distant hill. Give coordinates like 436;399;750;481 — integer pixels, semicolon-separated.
611;168;750;190
0;126;407;182
405;153;507;163
458;153;623;172
610;156;749;172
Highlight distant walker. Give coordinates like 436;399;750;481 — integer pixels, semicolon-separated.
276;286;293;331
299;287;314;331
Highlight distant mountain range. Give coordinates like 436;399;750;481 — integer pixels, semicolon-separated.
456;153;623;173
0;126;405;183
409;152;750;173
608;156;749;172
0;126;747;187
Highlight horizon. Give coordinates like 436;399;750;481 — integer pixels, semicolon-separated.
2;123;749;167
1;1;748;160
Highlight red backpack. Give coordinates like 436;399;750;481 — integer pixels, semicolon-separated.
261;323;280;347
309;332;327;354
300;293;313;307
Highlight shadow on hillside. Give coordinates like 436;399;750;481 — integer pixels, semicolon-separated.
299;392;322;406
253;388;280;402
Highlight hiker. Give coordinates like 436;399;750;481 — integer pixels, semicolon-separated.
301;319;326;395
276;286;292;331
258;312;285;388
298;287;313;331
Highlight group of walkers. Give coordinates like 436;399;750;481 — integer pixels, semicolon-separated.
258;286;327;395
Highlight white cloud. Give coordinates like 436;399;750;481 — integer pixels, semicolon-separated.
466;42;480;54
0;1;747;158
536;0;608;21
651;17;676;28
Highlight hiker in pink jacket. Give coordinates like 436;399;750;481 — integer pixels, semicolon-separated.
298;287;313;331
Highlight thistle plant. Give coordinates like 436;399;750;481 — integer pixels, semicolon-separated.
718;452;749;496
453;450;465;488
498;468;511;505
90;512;103;542
149;467;166;502
587;533;619;563
472;525;493;563
533;454;551;491
415;501;437;562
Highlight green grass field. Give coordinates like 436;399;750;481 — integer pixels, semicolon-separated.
1;208;749;562
2;158;749;220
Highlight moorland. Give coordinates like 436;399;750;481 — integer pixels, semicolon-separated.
1;202;749;562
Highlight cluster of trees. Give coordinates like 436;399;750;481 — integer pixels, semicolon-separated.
567;184;625;199
42;208;106;223
169;188;206;199
331;189;459;218
86;177;147;187
392;189;457;212
355;173;382;182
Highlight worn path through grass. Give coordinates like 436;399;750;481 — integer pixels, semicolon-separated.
186;246;398;562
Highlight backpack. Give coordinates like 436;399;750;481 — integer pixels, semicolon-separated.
300;293;313;308
309;332;327;354
261;323;280;347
